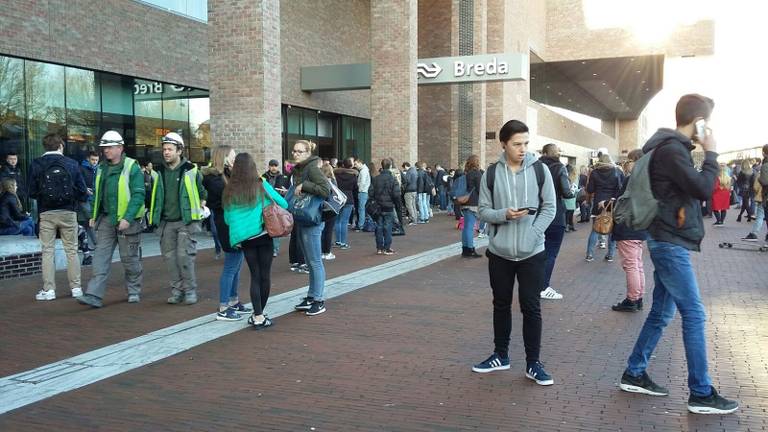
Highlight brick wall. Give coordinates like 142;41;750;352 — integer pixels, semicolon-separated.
208;0;282;170
280;0;371;119
0;252;42;280
0;0;208;89
370;0;418;165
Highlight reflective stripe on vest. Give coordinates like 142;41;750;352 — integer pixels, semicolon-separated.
92;157;145;221
148;170;160;225
183;167;203;220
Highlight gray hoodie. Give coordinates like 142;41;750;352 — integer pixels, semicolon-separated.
479;152;556;261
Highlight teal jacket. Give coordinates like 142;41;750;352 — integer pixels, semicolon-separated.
224;180;288;247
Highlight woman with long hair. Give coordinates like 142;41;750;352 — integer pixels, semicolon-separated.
0;178;35;236
736;159;755;222
320;163;337;260
223;152;287;328
585;154;623;262
290;140;331;316
333;158;358;249
461;155;483;258
711;165;732;226
202;146;252;321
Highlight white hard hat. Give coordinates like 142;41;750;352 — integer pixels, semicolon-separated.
162;132;184;148
99;130;124;147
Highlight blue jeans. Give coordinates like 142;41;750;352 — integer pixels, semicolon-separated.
625;239;712;397
418;193;430;221
461;208;476;247
219;251;243;306
375;211;395;250
298;222;326;301
750;203;765;235
587;229;616;258
357;192;368;229
272;237;280;255
438;188;448;210
543;224;566;287
0;218;36;236
209;212;222;255
335;204;353;245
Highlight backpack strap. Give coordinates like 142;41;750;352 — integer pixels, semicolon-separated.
487;161;498;209
532;160;545;212
487;160;545;210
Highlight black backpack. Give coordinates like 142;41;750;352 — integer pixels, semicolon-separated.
39;157;75;208
486;160;545;212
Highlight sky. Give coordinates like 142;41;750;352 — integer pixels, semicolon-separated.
576;0;768;154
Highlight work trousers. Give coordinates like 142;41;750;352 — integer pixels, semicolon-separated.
160;220;200;296
86;217;143;299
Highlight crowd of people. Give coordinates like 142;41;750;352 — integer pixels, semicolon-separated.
5;93;759;416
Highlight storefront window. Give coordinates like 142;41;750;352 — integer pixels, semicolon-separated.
99;72;135;154
25;61;66;158
189;97;210;164
65;67;101;162
134;79;164;163
0;56;26;162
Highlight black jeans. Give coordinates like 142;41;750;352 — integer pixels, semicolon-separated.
488;250;546;362
714;210;727;223
242;235;274;316
565;209;575;229
321;214;336;254
289;225;304;265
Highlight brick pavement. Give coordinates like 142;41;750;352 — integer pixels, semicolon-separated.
0;215;766;431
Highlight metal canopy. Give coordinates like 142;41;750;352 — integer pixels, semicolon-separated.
530;55;664;121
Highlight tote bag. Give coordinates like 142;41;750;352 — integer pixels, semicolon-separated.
592;200;614;235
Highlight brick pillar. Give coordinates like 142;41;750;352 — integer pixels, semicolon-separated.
208;0;282;170
370;0;418;166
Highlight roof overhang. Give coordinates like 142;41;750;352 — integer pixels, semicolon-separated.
530;55;664;121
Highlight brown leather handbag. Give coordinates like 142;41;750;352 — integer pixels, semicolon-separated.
592;200;614;235
263;203;294;238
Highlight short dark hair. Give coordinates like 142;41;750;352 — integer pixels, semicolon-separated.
402;162;410;168
542;143;557;155
499;120;529;143
675;94;714;126
5;152;17;158
344;157;354;169
88;151;99;158
381;159;392;170
42;134;64;152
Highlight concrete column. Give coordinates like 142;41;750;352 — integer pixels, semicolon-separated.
370;0;418;165
618;119;640;158
208;0;282;169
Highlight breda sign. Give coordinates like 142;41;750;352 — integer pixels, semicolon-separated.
416;53;528;85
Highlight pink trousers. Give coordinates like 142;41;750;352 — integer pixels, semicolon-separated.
617;240;645;300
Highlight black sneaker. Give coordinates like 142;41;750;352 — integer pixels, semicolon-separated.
687;387;739;414
604;255;614;263
306;301;326;316
526;361;554;385
248;314;273;329
612;298;640;312
294;297;314;311
230;302;252;314
637;297;644;310
742;233;758;241
471;353;510;373
619;371;669;396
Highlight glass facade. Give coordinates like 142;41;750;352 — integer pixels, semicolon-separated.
0;54;210;187
135;0;207;22
281;105;371;164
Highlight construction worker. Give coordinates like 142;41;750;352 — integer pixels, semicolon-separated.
77;130;146;308
148;132;207;305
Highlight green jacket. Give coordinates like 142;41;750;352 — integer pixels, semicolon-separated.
224;180;288;247
92;155;146;225
291;156;330;198
148;158;207;225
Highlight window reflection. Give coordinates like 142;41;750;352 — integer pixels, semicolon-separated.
25;61;66;158
65;67;101;162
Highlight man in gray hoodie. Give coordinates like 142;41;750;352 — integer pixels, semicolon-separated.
472;119;557;386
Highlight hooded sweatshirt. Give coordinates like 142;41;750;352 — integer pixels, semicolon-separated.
478;152;556;261
641;128;718;251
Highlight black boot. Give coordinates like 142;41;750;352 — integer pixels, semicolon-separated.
637;298;643;310
461;247;470;257
468;248;482;258
612;298;640;312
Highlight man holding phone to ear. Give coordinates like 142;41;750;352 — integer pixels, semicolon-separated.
472;119;557;386
618;94;739;415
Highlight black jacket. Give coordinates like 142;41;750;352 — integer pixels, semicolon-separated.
611;174;649;241
540;156;575;226
370;170;401;212
28;153;88;214
416;169;429;193
333;168;358;203
642;128;718;251
201;167;236;252
0;192;26;229
0;165;26;199
402;166;418;192
464;168;483;207
262;170;290;193
587;163;623;216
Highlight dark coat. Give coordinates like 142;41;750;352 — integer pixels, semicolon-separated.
540;156;575;226
28;153;88;214
263;170;290;192
370;170;401;212
334;168;358;203
291;156;330;198
0;192;25;229
0;165;26;199
201;168;236;252
642;128;718;252
587;163;623;216
464;168;483;207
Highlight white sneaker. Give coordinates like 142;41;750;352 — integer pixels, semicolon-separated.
478;233;488;239
71;288;83;298
35;289;56;301
540;287;563;300
322;253;336;260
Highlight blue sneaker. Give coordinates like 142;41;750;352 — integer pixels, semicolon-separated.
216;308;242;321
472;353;510;373
230;302;252;314
526;361;554;385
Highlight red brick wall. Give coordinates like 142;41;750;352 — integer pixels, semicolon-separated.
0;252;42;280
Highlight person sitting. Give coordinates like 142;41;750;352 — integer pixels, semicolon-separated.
0;178;35;236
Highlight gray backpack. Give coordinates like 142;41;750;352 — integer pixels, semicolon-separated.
613;144;668;230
